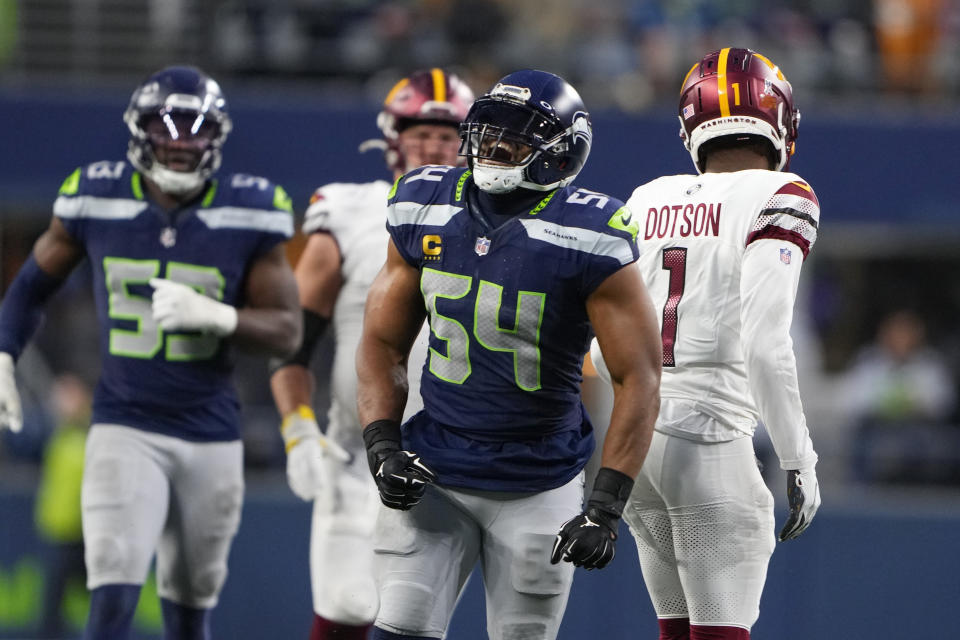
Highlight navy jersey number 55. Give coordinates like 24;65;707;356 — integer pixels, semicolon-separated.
386;165;640;491
54;160;293;442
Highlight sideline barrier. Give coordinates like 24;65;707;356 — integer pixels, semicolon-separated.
1;482;957;639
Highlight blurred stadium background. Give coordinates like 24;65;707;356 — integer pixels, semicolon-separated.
1;0;959;638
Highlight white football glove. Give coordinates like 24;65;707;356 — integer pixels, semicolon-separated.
778;466;821;541
0;352;22;432
281;405;351;503
588;337;612;385
149;278;238;336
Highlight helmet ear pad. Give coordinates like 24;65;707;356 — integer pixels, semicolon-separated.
523;113;591;188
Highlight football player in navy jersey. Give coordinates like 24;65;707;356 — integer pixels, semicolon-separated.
0;66;301;640
355;69;662;640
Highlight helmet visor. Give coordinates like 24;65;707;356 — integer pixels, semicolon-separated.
466;99;563;142
142;111;221;149
460;122;536;166
141;111;220;172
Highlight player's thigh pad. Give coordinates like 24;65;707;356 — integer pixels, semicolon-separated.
660;435;775;629
82;425;172;588
372;485;481;637
155;438;243;609
479;474;581;640
310;457;380;623
623;436;689;619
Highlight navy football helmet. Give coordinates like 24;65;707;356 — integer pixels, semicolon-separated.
123;66;232;195
459;69;592;193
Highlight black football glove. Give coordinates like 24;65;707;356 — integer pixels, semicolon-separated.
778;467;821;541
550;467;634;570
362;420;437;510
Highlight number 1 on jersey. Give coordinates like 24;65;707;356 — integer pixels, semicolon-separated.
661;248;687;367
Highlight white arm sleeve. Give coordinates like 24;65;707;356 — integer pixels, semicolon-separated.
740;239;818;471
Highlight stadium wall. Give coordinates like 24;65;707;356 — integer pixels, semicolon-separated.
0;484;956;639
1;89;957;230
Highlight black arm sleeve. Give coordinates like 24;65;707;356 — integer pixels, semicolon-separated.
268;308;330;374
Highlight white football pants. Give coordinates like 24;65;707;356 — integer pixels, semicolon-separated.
622;429;775;630
371;474;583;639
81;424;243;609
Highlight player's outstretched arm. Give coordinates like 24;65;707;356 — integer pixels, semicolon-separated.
0;217;84;432
552;263;661;570
357;239;433;510
740;239;820;541
269;231;347;501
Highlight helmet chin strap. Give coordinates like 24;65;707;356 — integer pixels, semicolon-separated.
144;164;206;195
472;162;524;194
472;161;560;194
128;144;210;196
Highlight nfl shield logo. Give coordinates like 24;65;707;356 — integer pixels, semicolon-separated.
475;236;491;256
159;227;177;248
780;247;792;264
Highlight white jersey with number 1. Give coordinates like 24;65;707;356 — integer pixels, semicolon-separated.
627;169;819;466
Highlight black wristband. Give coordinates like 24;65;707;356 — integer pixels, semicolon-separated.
362;419;403;475
587;467;635;518
268;308;330;374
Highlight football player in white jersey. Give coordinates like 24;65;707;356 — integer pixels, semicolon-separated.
591;47;822;640
269;68;474;639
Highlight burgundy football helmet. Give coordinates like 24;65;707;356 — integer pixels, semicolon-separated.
369;68;474;173
678;48;800;173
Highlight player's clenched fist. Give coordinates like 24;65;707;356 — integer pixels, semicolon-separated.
550;467;635;570
551;506;619;570
362;419;436;510
150;278;238;336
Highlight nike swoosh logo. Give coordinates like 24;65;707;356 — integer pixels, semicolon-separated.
619;213;633;226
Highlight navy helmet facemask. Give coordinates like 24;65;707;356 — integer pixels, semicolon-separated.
123;65;232;195
459;69;592;194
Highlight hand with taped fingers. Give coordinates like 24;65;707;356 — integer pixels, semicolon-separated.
778;466;821;541
281;405;352;502
362;419;437;510
149;277;238;336
0;353;22;433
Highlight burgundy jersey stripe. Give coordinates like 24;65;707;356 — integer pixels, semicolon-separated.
774;181;819;206
746;226;811;259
